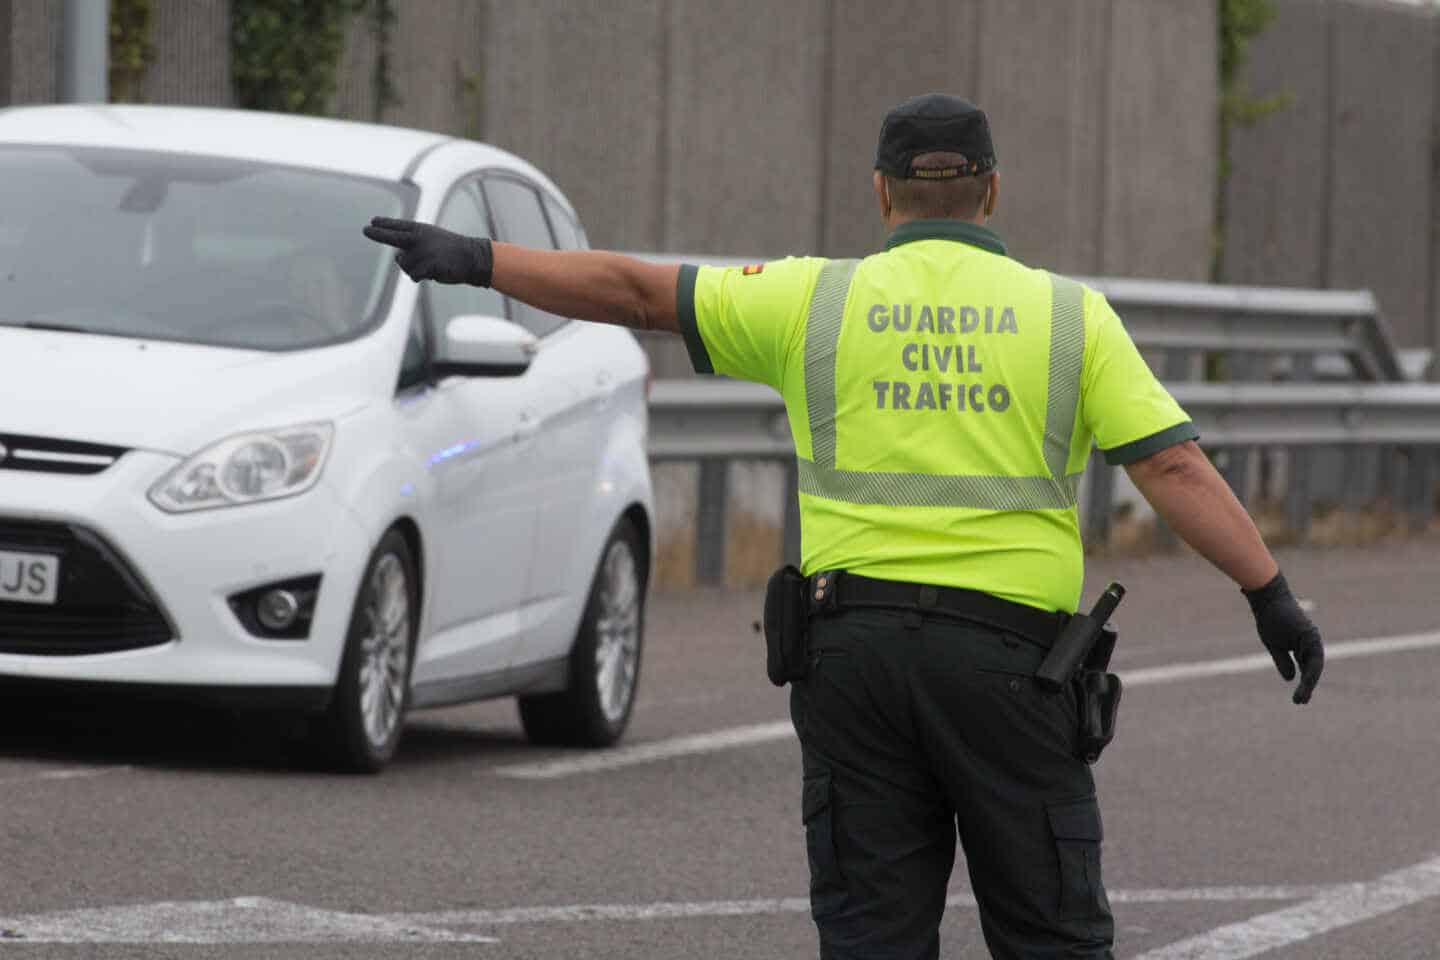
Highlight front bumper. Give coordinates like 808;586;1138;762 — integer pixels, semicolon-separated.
0;450;371;689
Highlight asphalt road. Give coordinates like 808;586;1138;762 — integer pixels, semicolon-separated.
0;539;1436;958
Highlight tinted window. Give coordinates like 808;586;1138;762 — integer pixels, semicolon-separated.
426;182;506;342
484;177;569;337
542;194;586;251
398;306;428;390
0;145;413;350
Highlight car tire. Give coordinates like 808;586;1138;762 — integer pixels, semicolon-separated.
320;529;418;773
519;517;646;748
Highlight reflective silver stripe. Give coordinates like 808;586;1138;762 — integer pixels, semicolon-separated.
798;457;1083;510
802;259;860;468
1044;274;1086;483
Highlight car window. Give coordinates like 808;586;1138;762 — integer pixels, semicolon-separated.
0;145;413;351
484;176;569;338
542;194;586;251
427;182;506;345
397;305;428;391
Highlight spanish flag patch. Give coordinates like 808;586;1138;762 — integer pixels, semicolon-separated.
742;264;764;276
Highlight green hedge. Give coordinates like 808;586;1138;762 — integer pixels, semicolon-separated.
108;0;155;103
231;0;356;114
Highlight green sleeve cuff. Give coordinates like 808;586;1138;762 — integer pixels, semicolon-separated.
1101;421;1200;465
675;264;713;375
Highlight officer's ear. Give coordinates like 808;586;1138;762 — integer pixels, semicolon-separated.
873;170;892;220
982;172;1000;219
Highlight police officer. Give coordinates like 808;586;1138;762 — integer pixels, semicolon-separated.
364;93;1324;959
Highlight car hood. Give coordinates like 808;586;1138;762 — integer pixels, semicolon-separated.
0;328;382;455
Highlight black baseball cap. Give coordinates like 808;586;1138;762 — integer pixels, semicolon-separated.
874;94;997;180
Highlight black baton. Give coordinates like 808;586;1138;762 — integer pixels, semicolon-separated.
1035;582;1125;691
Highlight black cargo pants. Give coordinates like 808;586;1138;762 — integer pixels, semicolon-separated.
790;607;1114;959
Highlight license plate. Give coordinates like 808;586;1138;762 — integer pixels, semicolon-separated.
0;550;60;605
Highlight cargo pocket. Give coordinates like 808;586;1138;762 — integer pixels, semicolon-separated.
1046;795;1108;922
802;771;846;918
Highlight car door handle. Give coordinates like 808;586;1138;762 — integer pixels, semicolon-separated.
594;372;615;408
514;412;540;444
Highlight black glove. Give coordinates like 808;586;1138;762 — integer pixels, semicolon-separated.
1243;571;1324;705
362;217;494;287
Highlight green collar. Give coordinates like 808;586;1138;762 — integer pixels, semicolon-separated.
883;218;1008;257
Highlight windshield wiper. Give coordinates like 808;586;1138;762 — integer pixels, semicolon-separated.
8;321;97;334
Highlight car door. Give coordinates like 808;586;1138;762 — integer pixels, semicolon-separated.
482;175;603;664
399;179;540;689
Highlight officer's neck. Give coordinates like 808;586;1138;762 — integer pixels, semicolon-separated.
884;212;990;233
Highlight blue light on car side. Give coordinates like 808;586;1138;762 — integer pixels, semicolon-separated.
427;440;481;466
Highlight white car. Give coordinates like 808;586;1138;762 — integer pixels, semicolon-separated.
0;105;654;771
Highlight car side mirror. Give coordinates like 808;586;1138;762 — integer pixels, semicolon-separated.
435;315;537;378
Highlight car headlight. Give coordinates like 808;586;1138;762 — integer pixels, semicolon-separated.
149;423;334;513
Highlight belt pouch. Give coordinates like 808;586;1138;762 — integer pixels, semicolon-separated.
1077;670;1123;764
763;565;809;686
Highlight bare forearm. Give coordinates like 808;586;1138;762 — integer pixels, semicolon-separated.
1124;440;1278;590
489;243;681;334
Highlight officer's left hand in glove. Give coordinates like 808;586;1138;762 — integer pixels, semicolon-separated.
1243;571;1324;705
363;217;494;287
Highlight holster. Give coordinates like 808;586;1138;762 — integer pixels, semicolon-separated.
1075;624;1122;764
762;565;810;686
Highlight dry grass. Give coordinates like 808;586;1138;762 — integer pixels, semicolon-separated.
1088;499;1440;559
655;511;781;590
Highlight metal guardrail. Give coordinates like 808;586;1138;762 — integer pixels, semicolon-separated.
1084;279;1404;383
633;254;1414;383
649;379;1440;582
636;256;1436;584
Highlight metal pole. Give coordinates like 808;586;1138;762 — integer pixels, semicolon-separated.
694;460;729;586
60;0;109;103
781;459;802;567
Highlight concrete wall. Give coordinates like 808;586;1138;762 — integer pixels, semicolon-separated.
0;0;1220;284
3;0;61;104
141;0;231;107
1224;0;1440;350
481;1;665;252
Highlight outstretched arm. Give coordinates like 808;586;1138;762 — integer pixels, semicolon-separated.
1125;440;1324;704
362;217;680;333
490;242;680;334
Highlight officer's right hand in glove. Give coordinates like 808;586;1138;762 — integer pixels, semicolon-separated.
1243;572;1324;705
362;217;494;287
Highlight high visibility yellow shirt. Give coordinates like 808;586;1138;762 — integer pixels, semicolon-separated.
676;219;1197;613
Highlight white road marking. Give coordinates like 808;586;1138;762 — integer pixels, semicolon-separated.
496;629;1440;780
387;885;1346;929
1118;629;1440;686
0;765;132;786
391;896;812;926
494;720;794;779
0;897;496;944
0;883;1381;943
1132;855;1440;959
1107;885;1342;904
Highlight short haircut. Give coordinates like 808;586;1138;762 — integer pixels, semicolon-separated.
885;152;992;219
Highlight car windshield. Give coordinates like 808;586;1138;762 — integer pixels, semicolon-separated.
0;145;414;350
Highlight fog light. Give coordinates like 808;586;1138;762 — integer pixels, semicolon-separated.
257;589;300;631
228;574;321;640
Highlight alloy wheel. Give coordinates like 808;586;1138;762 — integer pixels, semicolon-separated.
357;552;411;747
593;538;641;724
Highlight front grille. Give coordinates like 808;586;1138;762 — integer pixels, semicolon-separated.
0;433;127;475
0;519;172;655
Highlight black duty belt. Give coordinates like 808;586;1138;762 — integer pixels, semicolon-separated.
809;570;1068;651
